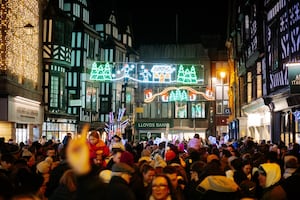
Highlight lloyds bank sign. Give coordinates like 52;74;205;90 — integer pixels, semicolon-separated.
135;121;173;129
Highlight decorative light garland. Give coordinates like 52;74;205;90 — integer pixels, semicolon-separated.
1;0;39;84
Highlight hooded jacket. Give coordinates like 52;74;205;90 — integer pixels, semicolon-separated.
260;163;281;188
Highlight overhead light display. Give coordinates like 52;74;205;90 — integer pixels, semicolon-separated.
89;61;205;84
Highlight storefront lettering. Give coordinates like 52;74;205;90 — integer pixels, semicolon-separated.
291;74;300;85
137;122;169;129
16;107;39;117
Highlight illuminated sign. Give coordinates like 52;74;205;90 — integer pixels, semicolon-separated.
144;86;214;103
89;62;205;84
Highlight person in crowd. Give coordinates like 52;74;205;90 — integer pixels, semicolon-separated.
0;153;16;177
257;162;282;200
187;134;202;151
10;159;44;197
105;148;123;170
184;148;202;180
0;166;14;200
45;147;71;198
107;162;136;200
120;150;145;200
109;134;125;151
163;165;186;200
282;155;298;179
66;125;108;200
186;160;207;200
140;164;156;200
87;130;109;167
146;174;177;200
233;159;253;185
150;153;167;174
48;169;77;200
194;155;240;200
267;166;300;200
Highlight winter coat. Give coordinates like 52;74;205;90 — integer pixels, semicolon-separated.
107;175;136;200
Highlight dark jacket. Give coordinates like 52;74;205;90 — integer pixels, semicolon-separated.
45;160;71;197
48;184;77;200
108;175;136;200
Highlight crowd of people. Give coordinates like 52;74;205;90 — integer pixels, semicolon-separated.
0;126;300;200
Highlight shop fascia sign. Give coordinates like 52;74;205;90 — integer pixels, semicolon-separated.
135;121;173;129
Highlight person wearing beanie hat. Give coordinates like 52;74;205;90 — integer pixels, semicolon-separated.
165;150;176;162
120;151;134;166
108;162;136;200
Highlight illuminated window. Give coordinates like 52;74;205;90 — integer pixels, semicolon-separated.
175;102;187;118
191;102;206;118
50;76;59;107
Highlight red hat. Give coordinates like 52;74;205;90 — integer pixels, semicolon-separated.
165;150;176;161
120;151;134;166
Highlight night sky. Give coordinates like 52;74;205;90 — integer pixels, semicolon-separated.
91;0;229;47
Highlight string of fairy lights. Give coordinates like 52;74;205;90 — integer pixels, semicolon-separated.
1;0;39;84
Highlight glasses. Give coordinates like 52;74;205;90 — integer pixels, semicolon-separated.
152;184;168;189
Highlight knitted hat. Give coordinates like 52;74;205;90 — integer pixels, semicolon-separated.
120;151;134;166
112;162;135;174
165;150;176;161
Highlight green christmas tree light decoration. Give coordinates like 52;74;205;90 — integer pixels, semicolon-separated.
175;89;181;101
177;65;185;82
177;65;198;84
190;66;197;83
169;90;176;101
90;62;113;81
181;90;188;101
